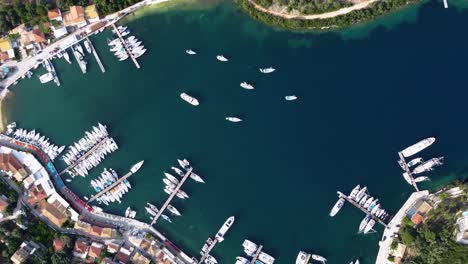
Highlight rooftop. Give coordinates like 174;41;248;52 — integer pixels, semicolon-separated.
48;9;61;20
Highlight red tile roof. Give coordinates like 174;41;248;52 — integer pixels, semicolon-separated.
48;9;61;20
53;239;65;252
73;241;89;254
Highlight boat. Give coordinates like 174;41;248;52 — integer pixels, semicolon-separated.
215;216;235;242
400;137;436;158
242;240;258;256
65;179;72;182
329;197;345;217
359;195;368;206
161;214;172;223
354;260;360;264
259;67;275;73
167;204;181;216
225;117;242;122
186;49;196;55
63;50;71;64
354;187;367;202
171;167;185;177
190;172;205;183
311;254;327;263
402;172;413;185
131;161;144;173
180;93;200;106
358;215;371;233
349;185;360;199
84;196;89;200
205;255;218;264
125;207;131;217
164;172;179;184
371;204;381;215
412;157;444;174
75;43;84;55
178;159;190;169
145;207;158;216
163;178;175;187
133;49;147;58
368;199;379;211
235;256;250;264
363;219;376;234
240;82;254;89
216;55;228;61
414;176;430;183
39;73;54;83
296;251;311;264
407;157;423;167
285;95;298;101
147;202;159;212
259;252;275;264
112;26;127;33
120;30;131;37
83;40;92;53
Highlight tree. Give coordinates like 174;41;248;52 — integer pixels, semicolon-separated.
10;228;22;238
51;251;71;264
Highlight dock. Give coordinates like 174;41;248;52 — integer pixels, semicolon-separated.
58;137;109;176
87;166;137;203
250;245;263;263
338;191;388;227
398;152;420;192
199;239;218;263
150;167;193;225
111;24;140;69
85;36;106;73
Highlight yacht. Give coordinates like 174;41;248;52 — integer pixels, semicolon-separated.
402;172;413;185
180;93;200;106
285;95;298;101
240;82;254;89
83;40;92;53
205;255;218;264
363;219;376;234
349;185;360;199
358;215;371;233
190;172;205;183
259;252;275;264
226;117;242;122
177;158;190;169
63;50;71;64
400;137;436;158
39;73;54;83
259;67;275;73
161;214;172;223
329;197;345;217
242;240;258;256
164;172;179;184
359;195;369;206
311;254;327;263
414;176;430;183
171;166;185;177
216;55;228;61
407;157;423;167
167;204;181;216
412;157;444;174
354;187;367;202
131;161;144;173
296;251;311;264
186;49;197;55
215;216;235;242
125;207;131;217
133;49;147;58
235;256;250;264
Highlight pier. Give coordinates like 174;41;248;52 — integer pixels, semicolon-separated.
250;245;263;263
398;152;420;192
58;137;109;176
87;166;137;203
150;167;193;225
85;36;106;73
199;239;218;263
337;191;388;227
111;24;140;69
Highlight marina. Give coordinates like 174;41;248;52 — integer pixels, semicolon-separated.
111;24;141;69
199;216;235;263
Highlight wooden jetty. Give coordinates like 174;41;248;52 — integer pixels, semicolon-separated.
337;191;388;227
85;36;106;73
398;152;420;192
199;239;218;263
111;24;140;69
250;245;264;263
150;167;193;225
58;137;109;176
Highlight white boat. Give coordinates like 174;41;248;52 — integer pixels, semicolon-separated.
402;172;413;185
242;240;258;256
400;137;436;158
205;255;218;264
296;251;311;264
145;207;157;216
407;157;423;167
75;43;84;55
329;197;345;217
161;214;172;223
131;161;144;173
164;172;179;184
414;176;430;183
119;54;129;61
216;55;228;61
163;178;175;187
259;67;275;73
171;167;185;176
125;207;131;217
285;95;298;101
259;252;275;264
225;117;242;122
349;185;360;199
358;215;371;233
363;219;376;234
186;49;197;55
84;196;89;200
240;82;254;89
112;26;127;33
63;50;71;64
147;202;159;213
133;49;147;58
180;93;200;106
354;187;367;202
311;254;327;263
39;73;54;83
120;30;131;37
358;195;368;206
108;38;121;46
235;256;250;264
190;172;205;183
412;157;444;174
215;216;235;242
83;40;92;53
65;179;72;182
167;204;181;216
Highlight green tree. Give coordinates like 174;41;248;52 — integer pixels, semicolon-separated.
51;251;70;264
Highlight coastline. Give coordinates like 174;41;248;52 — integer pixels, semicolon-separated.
0;92;10;132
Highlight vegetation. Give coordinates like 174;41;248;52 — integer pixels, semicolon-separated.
254;0;352;15
236;0;420;30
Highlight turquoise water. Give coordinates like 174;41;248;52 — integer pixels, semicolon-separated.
5;1;468;263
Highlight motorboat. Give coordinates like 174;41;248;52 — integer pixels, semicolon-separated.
363;219;376;234
349;185;360;199
65;179;72;182
186;49;196;55
260;67;275;73
414;176;430;183
163;178;175;187
329;197;345;217
355;187;367;202
215;216;235;242
131;161;144;173
412;157;444;174
235;256;250;264
190;172;205;183
63;50;71;64
400;137;436;158
402;172;413;185
205;255;218;264
296;251;311;264
177;158;190;169
285;95;298;101
407;157;423;167
120;30;131;37
171;166;185;177
226;117;242;122
259;252;275;264
216;55;228;61
358;215;371;233
83;40;92;53
240;82;254;89
167;204;181;216
242;240;258;256
311;254;327;263
164;172;179;184
180;93;200;106
161;214;172;223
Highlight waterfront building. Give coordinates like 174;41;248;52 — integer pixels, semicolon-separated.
0;153;28;182
456;211;468;245
63;6;87;28
132;251;151;264
40;200;69;227
88;242;104;259
84;5;100;23
73;240;90;259
10;241;38;264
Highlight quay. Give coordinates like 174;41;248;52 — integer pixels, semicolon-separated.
338;191;388;227
398;152;420;192
150;167;193;225
71;46;87;74
58;136;109;176
111;23;141;69
199;239;218;263
85;36;106;73
87;164;139;203
250;245;264;263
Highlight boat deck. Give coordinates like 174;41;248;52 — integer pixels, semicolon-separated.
199;239;218;263
112;24;140;69
250;245;263;263
337;191;388;228
87;165;138;203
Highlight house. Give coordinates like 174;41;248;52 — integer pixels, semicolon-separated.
52;238;65;252
106;242;120;254
84;5;100;23
132;252;151;264
73;240;89;259
0;194;10;213
0;37;14;60
48;9;62;22
88;242;103;259
406;199;433;225
10;241;37;264
26;184;47;205
392;243;407;264
0;153;29;181
52;26;68;39
40;200;68;227
63;6;87;28
456;211;468;245
115;247;133;264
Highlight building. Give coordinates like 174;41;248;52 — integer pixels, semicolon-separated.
0;37;15;61
456;211;468;245
52;238;65;252
26;184;48;205
40;200;68;227
88;242;103;259
115;247;133;264
48;9;63;22
10;241;37;264
392;243;407;264
132;251;151;264
406;200;433;225
73;240;89;259
0;153;29;182
84;5;100;23
63;6;87;28
106;242;120;254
